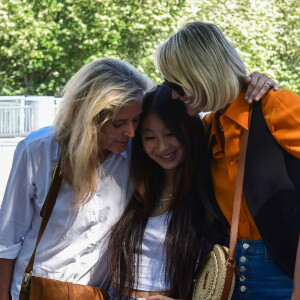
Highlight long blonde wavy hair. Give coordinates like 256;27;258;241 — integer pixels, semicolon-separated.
55;58;153;205
154;21;247;112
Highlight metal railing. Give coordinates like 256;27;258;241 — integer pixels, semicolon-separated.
0;106;32;137
0;96;62;137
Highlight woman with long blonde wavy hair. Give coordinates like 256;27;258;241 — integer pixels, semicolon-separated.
0;58;152;300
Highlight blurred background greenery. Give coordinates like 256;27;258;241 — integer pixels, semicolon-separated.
0;0;299;96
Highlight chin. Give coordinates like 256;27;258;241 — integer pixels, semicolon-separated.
187;109;200;116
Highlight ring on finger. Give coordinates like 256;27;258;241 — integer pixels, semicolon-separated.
265;81;272;88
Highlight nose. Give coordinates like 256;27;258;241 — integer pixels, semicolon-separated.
157;138;169;153
124;122;135;138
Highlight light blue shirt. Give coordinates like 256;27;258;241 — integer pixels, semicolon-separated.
0;126;132;300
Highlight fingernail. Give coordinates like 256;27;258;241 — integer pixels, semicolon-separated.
255;96;259;100
248;99;252;104
245;96;248;100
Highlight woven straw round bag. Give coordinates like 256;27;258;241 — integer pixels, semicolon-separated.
192;244;235;300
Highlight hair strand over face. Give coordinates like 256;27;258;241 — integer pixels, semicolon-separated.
154;21;247;113
109;84;207;299
55;58;153;205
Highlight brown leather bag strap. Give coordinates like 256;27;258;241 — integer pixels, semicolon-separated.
221;105;253;300
24;161;63;274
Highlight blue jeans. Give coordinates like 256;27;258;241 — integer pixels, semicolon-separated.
108;285;142;300
231;239;293;299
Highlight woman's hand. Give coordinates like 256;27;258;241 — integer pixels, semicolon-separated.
244;72;279;104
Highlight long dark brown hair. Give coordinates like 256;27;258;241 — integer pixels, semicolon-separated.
109;84;207;299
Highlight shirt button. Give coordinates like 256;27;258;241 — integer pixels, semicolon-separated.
239;266;246;272
240;256;247;263
243;243;250;249
240;286;247;292
240;275;246;282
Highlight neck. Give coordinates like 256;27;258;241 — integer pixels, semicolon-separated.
218;104;230;116
98;149;111;162
162;169;176;196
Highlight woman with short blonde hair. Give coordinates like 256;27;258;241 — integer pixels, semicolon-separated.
155;22;271;112
155;21;300;299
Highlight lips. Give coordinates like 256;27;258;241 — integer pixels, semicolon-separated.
158;151;176;161
117;140;129;145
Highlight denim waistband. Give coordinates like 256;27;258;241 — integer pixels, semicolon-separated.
231;239;293;300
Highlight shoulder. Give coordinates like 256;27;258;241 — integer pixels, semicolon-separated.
15;126;60;170
22;126;56;146
261;89;300;157
262;89;300;122
19;126;58;153
262;89;300;110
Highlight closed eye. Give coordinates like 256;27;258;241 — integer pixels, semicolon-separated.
111;122;125;128
133;116;141;123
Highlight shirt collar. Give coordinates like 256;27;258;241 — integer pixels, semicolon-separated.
222;88;250;130
120;150;128;159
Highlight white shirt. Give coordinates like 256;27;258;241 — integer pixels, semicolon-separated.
134;213;171;291
0;126;132;300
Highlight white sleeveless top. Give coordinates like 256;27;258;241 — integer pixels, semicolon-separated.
133;212;171;291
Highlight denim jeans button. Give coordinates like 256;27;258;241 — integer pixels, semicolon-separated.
240;285;247;292
243;243;250;249
239;266;246;272
240;256;247;263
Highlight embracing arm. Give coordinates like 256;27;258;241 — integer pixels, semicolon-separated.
0;258;15;300
292;236;300;300
244;72;278;103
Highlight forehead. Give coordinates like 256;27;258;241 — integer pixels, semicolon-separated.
112;100;142;120
141;112;166;132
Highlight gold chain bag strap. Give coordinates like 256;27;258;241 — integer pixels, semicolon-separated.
192;105;253;300
19;161;109;300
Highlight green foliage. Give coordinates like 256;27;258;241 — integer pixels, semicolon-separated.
0;0;185;95
184;0;299;94
0;0;298;95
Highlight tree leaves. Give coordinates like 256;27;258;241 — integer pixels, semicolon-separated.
0;0;298;95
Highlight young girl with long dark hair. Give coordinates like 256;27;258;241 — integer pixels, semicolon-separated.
108;84;208;300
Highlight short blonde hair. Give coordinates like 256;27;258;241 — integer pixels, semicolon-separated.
154;22;247;112
55;58;153;205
